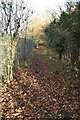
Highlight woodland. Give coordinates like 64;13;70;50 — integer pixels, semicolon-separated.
0;0;80;119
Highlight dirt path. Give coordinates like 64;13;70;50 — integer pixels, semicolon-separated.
2;46;80;119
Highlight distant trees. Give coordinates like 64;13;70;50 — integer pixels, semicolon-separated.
44;1;80;79
27;14;51;47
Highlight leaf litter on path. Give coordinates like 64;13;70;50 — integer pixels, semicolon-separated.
2;46;80;119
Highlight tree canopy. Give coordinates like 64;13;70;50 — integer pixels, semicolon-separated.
44;1;80;78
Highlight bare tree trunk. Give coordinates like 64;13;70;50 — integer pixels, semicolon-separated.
10;20;13;81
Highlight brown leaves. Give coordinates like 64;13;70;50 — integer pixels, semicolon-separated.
1;46;80;119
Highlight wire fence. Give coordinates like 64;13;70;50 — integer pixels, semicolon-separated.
1;35;36;83
14;38;36;66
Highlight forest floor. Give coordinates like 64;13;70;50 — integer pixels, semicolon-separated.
2;46;80;120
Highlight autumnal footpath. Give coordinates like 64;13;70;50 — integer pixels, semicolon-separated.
1;46;80;119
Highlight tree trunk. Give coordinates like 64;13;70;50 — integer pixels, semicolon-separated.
59;51;62;60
